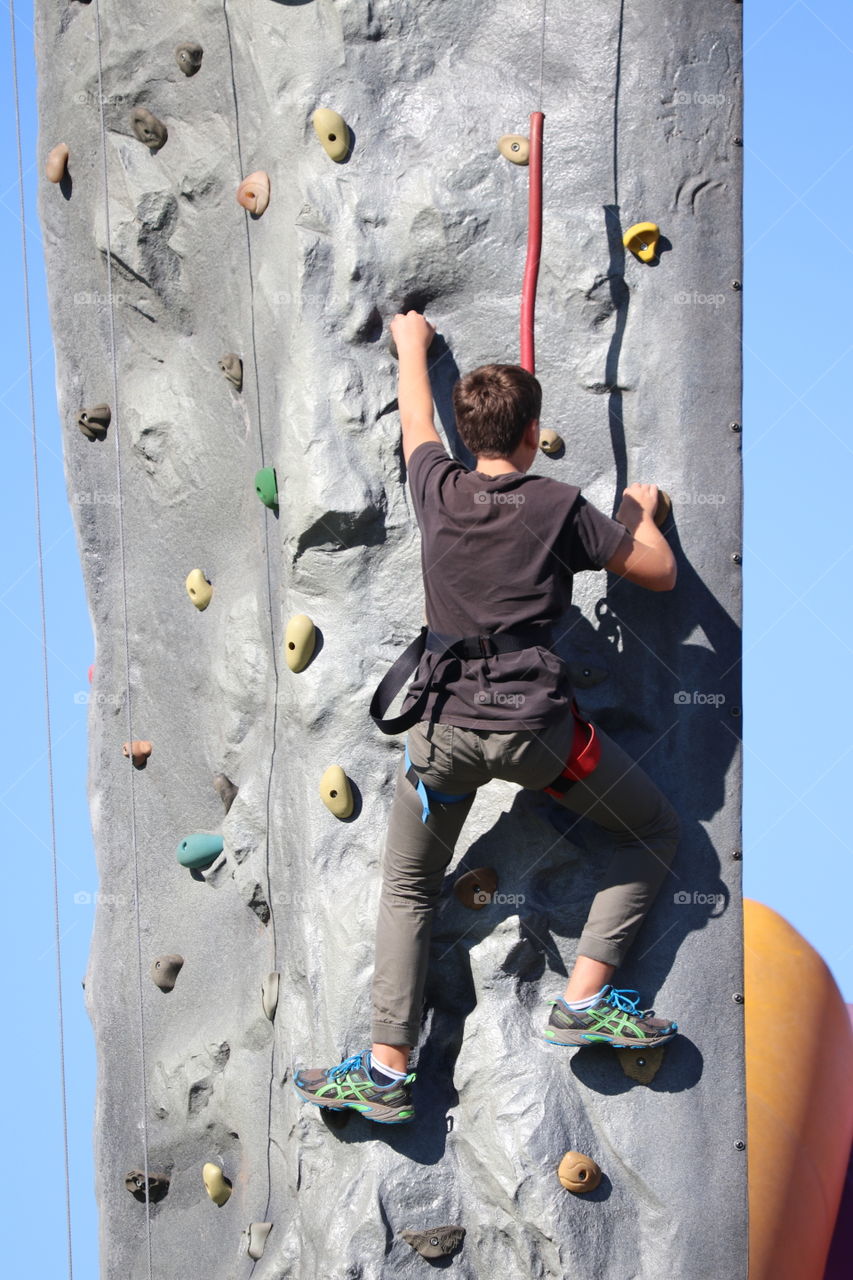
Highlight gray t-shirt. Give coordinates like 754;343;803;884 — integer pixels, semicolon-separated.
400;441;629;730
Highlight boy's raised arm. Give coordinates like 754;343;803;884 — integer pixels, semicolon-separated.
605;483;677;592
390;311;443;467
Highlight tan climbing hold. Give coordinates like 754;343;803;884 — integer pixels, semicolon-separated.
246;1223;272;1260
557;1150;602;1193
539;427;563;455
401;1226;466;1259
218;353;243;391
284;614;316;672
213;773;238;814
262;972;280;1021
623;221;660;263
236;171;270;216
654;488;672;529
122;740;152;769
312;108;350;162
319;765;353;819
453;867;498;910
150;955;184;992
185;569;212;611
45;143;69;183
77;404;111;441
619;1045;667;1085
130;107;168;152
498;134;530;165
202;1162;232;1207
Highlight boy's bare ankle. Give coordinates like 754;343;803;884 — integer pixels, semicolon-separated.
371;1042;411;1074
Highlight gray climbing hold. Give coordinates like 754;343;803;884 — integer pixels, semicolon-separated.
218;353;243;391
400;1226;465;1259
125;1170;169;1204
175;42;203;76
262;972;280;1021
213;774;238;814
130;107;168;152
77;404;111;441
246;1223;272;1260
150;955;184;992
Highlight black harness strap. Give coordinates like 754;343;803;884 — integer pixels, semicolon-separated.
369;624;555;735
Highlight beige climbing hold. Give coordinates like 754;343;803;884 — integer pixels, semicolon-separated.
319;765;353;819
498;134;530;165
122;740;152;769
236;171;270;216
401;1226;466;1259
453;867;498;910
654;488;672;529
312;108;350;162
618;1044;667;1085
77;404;111;442
130;107;168;152
218;353;243;390
246;1223;272;1260
539;427;563;455
262;972;280;1021
185;569;212;611
557;1150;602;1193
150;955;184;993
202;1162;232;1207
284;614;316;672
623;221;660;263
45;143;69;183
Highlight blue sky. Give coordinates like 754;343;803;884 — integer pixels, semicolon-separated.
2;1;851;1273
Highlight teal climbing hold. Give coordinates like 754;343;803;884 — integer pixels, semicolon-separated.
176;833;224;870
255;467;278;509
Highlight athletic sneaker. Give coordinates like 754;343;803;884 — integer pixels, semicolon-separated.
293;1050;416;1124
545;985;678;1049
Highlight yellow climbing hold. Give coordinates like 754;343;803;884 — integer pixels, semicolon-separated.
312;108;350;162
202;1162;232;1207
557;1151;602;1193
185;569;212;611
284;614;316;672
498;134;530;165
319;765;353;819
539;427;563;456
623;221;660;263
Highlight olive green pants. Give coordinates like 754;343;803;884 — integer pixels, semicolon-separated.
371;716;680;1048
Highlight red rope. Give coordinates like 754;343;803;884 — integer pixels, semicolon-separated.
520;111;544;374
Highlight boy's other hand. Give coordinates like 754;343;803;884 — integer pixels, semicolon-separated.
391;311;436;355
617;482;659;528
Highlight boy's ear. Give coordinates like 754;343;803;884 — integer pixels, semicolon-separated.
527;418;541;443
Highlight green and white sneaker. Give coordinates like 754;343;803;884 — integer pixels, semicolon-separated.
545;985;678;1049
293;1050;416;1124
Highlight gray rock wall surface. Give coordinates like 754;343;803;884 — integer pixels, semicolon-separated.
36;1;745;1276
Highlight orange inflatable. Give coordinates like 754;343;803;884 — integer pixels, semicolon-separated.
745;899;853;1279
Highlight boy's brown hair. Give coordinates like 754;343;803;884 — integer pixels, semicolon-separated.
452;364;542;458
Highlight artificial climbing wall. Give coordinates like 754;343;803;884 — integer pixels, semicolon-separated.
36;1;745;1276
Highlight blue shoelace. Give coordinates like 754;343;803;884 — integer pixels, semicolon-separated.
605;987;656;1018
327;1051;366;1081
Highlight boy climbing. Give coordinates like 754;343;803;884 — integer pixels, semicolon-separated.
294;311;681;1124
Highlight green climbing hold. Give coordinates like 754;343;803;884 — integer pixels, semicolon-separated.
176;833;224;870
254;467;278;508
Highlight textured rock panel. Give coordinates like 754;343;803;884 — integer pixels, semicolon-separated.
37;1;744;1276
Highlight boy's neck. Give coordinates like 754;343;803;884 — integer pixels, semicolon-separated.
475;456;521;477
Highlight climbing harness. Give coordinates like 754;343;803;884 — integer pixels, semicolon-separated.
542;700;602;796
9;4;74;1274
369;622;556;736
